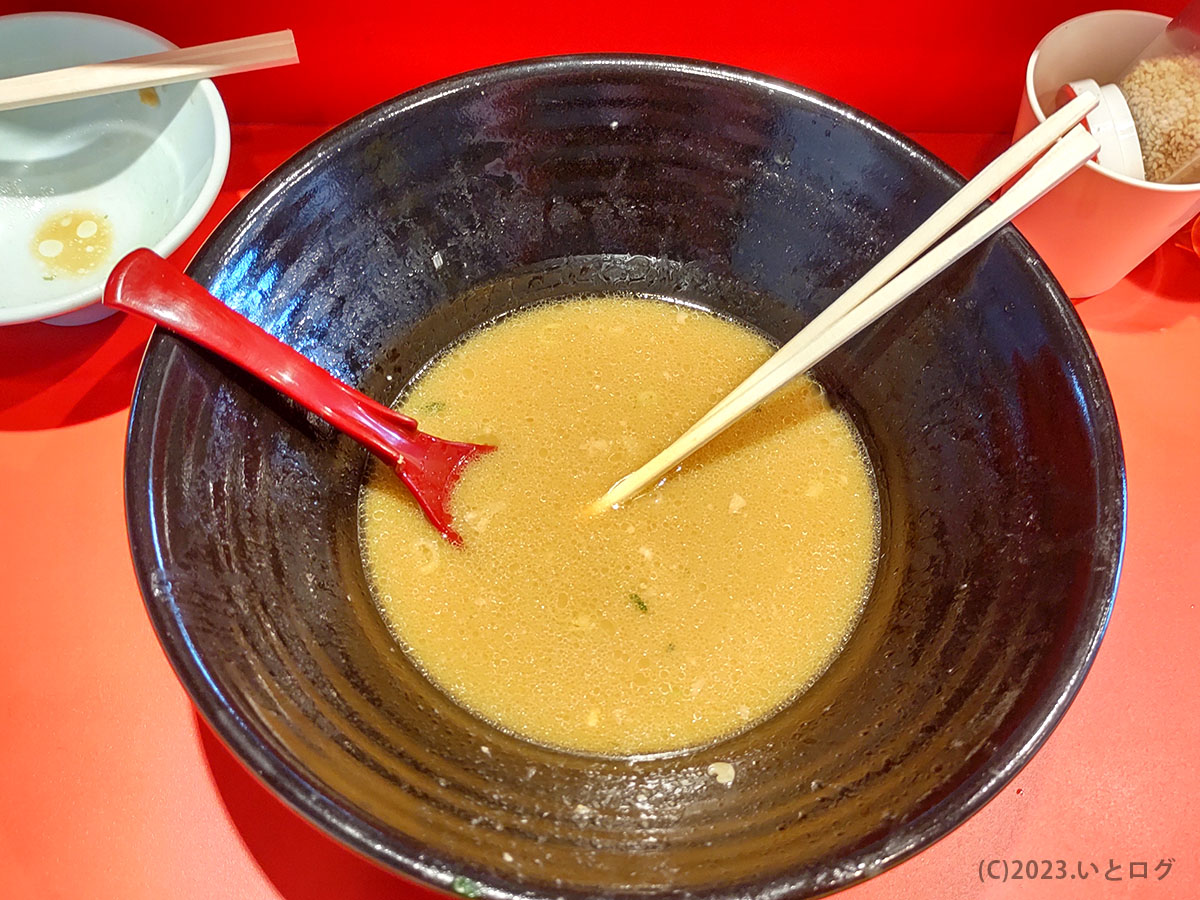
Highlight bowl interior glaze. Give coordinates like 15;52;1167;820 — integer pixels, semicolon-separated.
125;56;1124;899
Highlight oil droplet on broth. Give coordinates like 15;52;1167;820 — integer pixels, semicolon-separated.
32;210;113;278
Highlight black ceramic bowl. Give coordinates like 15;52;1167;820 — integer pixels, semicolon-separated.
125;56;1124;898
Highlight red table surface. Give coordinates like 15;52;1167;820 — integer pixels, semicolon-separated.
3;0;1200;879
2;122;1198;899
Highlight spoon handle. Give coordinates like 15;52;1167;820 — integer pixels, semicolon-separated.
104;249;420;469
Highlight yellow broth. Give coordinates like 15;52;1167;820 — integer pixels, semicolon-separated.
360;297;878;755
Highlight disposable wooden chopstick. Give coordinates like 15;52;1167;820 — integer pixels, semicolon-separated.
688;91;1099;438
0;30;298;112
589;118;1101;514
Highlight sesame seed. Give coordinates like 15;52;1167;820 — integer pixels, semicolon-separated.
1120;53;1200;183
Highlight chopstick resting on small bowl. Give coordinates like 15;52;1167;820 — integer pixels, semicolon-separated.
0;30;298;112
589;93;1102;514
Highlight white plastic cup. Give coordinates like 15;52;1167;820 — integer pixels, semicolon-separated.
1013;10;1200;298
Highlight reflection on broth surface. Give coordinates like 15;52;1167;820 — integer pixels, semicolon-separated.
360;296;878;755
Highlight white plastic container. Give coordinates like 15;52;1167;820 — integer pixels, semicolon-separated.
1052;2;1200;184
1012;10;1200;297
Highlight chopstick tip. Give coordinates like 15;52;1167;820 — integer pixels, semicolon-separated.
584;482;625;517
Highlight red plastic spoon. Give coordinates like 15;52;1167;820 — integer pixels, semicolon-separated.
104;249;495;545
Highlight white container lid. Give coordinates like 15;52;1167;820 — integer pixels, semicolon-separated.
1058;78;1146;180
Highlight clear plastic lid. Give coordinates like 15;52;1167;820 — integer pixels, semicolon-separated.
1117;0;1200;183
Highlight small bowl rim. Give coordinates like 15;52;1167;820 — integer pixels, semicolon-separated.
125;53;1127;899
0;11;231;325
